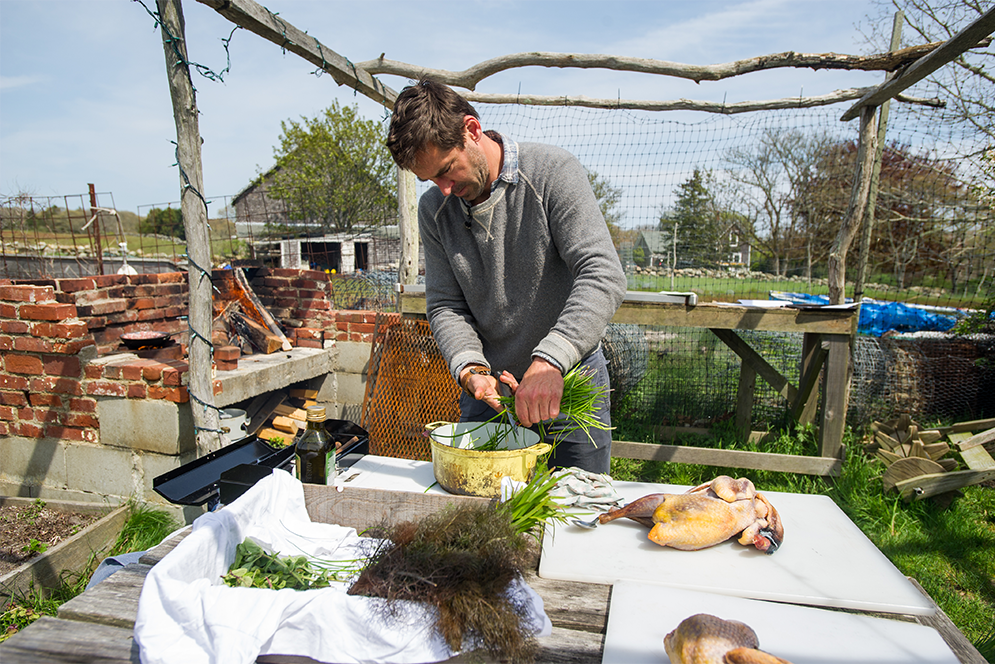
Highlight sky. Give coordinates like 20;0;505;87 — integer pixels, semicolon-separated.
0;0;894;217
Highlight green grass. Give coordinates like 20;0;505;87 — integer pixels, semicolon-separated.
0;502;179;643
627;273;986;308
609;423;995;660
3;220;247;263
105;502;180;557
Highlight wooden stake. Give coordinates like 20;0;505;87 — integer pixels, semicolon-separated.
828;103;876;306
157;0;222;455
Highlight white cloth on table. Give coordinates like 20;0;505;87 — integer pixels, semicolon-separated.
134;469;551;664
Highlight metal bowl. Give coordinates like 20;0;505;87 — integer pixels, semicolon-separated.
120;330;171;349
426;421;549;497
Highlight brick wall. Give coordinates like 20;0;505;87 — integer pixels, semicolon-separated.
1;270;391;445
246;267;394;346
11;272;190;354
0;275;195;443
0;283;96;442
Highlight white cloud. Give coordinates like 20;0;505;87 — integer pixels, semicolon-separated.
0;74;45;91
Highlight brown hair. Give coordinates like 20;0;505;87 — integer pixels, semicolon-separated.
386;79;479;170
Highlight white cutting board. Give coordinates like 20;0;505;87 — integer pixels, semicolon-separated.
539;480;935;615
339;455;449;494
603;582;957;664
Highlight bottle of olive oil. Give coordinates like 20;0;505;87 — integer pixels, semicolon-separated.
295;406;334;484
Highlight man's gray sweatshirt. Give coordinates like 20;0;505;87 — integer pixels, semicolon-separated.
418;135;627;382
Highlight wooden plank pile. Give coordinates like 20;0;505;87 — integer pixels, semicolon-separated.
242;388;321;448
866;415;995;503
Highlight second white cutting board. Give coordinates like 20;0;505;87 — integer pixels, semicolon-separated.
604;582;957;664
539;480;934;615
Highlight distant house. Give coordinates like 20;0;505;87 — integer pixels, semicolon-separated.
634;230;671;268
231;169;419;275
230;166;289;238
635;225;751;269
248;226;418;274
722;222;752;268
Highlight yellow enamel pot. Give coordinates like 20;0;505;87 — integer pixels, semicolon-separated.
426;421;552;498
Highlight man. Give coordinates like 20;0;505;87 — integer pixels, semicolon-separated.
387;79;626;473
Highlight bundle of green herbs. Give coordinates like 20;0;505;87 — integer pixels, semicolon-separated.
497;463;572;537
429;365;609;455
496;364;613;447
222;538;360;590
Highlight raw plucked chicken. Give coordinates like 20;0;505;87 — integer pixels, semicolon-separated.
598;476;783;553
664;613;793;664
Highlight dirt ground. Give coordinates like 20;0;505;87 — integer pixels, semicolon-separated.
0;502;104;577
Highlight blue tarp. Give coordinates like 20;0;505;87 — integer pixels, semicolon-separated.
769;292;960;337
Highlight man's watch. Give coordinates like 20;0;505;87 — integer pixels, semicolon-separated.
462;366;490;393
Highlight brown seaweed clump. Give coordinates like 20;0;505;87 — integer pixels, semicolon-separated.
347;503;539;662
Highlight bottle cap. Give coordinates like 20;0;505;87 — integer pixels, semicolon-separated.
305;405;326;421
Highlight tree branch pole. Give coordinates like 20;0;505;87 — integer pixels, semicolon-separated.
157;0;223;455
855;11;905;300
829;105;879;305
459;88;942;114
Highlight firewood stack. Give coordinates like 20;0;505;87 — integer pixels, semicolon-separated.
254;388;319;448
865;415;995;504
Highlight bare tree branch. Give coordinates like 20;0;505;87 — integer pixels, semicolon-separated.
456;88;943;114
356;40;990;90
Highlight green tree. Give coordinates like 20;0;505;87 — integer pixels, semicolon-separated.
588;170;626;247
659;169;724;268
268;101;396;234
140;207;184;240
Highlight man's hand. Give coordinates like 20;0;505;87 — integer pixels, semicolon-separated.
460;366;503;412
513;358;563;427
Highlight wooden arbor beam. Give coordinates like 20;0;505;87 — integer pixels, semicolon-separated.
841;6;995;121
196;0;397;108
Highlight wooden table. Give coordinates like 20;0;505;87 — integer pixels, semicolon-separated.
0;484;985;664
400;286;857;476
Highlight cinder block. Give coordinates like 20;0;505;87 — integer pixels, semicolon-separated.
0;480;36;498
331;341;371;374
339;403;363;424
97;398;188;455
0;436;67;486
33;485;121;505
65;444;136;498
140;450;196;507
309;373;337;403
335;372;367;407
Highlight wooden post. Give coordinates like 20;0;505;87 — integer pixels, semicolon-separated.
854;11;903;299
828;105;878;305
819;334;850;460
157;0;223;455
734;362;757;442
396;167;418;288
87;184;104;276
